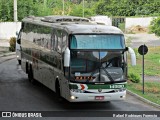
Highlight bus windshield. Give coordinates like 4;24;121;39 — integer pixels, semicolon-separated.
70;51;127;83
70;34;125;49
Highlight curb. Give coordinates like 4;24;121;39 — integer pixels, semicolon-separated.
127;90;160;109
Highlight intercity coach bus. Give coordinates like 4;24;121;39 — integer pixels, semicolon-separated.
17;15;136;102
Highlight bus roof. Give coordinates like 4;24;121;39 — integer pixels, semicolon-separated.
22;16;123;34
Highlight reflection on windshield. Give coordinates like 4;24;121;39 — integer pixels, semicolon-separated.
70;51;126;83
70;35;125;49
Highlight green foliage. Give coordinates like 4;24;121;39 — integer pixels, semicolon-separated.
9;37;16;52
0;0;13;21
149;17;160;36
118;23;125;32
95;0;160;17
128;46;160;79
128;72;140;83
127;81;160;105
0;0;160;22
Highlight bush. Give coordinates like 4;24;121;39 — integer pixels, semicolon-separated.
128;73;140;83
149;17;160;36
9;37;16;52
118;23;125;32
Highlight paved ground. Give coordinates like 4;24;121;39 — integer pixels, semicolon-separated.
125;33;160;48
0;58;159;120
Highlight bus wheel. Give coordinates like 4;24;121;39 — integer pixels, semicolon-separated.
28;65;36;84
26;62;28;74
55;80;63;101
18;60;21;65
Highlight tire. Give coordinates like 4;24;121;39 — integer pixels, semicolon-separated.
26;62;28;74
18;60;21;65
28;65;36;85
55;81;63;101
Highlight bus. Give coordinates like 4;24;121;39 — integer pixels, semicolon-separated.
17;15;136;102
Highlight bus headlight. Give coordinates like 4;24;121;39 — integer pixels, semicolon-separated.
71;96;75;100
70;89;84;93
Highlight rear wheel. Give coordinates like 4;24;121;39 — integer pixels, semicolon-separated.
28;65;36;84
55;81;61;97
55;80;63;102
18;60;21;65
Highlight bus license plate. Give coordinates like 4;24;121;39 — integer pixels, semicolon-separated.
95;96;104;100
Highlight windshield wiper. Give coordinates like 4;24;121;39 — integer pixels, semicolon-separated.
101;66;114;82
85;64;115;83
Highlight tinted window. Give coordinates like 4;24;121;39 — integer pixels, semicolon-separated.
70;35;125;49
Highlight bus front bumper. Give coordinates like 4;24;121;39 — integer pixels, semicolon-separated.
68;91;126;102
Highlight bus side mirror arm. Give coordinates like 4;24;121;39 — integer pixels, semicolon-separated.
127;47;136;66
64;47;70;67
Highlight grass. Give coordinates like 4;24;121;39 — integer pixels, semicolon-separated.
125;36;133;46
127;81;160;105
128;46;160;77
127;46;160;105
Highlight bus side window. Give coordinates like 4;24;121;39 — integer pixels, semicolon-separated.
62;32;67;52
51;32;57;51
57;30;62;53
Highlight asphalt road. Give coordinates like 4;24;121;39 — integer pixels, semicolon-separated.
125;33;160;48
0;57;160;120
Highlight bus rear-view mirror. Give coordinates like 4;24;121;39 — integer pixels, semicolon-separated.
128;47;136;66
64;47;70;67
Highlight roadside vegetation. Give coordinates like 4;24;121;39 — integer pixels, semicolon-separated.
9;37;16;52
127;81;160;105
127;46;160;105
0;0;160;22
149;17;160;36
129;46;160;77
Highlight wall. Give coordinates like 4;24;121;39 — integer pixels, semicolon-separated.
0;22;21;39
125;17;157;29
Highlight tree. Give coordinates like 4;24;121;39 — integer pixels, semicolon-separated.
0;0;13;21
0;0;160;22
149;17;160;36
